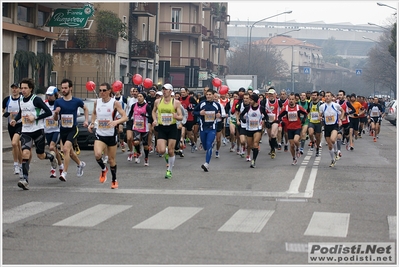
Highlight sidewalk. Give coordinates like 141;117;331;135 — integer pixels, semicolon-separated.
3;119;12;152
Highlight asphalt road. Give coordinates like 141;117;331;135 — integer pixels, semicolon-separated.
2;121;397;264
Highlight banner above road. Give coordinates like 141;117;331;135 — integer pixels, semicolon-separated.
47;4;94;28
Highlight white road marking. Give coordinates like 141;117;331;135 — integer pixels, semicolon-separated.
218;209;274;233
286;166;306;194
133;206;203;230
3;201;63;224
53;204;131;227
304;211;350;237
388;215;396;239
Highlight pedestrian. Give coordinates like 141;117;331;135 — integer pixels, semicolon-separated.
193;89;223;171
88;82;127;189
53;78;88;181
2;83;23;176
12;78;58;190
44;86;64;178
151;83;183;179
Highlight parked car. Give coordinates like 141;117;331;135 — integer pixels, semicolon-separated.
385;100;397;126
76;98;96;149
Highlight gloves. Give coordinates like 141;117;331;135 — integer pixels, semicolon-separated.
354;113;358;117
241;118;246;124
3;112;10;118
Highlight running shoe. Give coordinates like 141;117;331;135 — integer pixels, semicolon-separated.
246;155;251;161
250;160;256;168
14;165;20;175
111;180;118;189
308;141;313;147
99;167;108;183
50;151;58;169
144;158;149;166
346;143;350;151
338;151;342;158
284;145;288;152
121;142;126;152
59;168;63;177
135;155;141;164
59;171;67;182
127;152;133;161
278;144;282;150
17;178;29;190
292;158;298;165
165;170;172;179
50;168;57;178
191;144;196;153
373;137;377;142
315;148;320;157
329;159;336;167
310;146;314;151
179;150;184;157
296;149;301;159
271;149;276;159
201;163;209;172
215;151;220;158
376;135;379;139
299;147;304;155
335;152;340;161
350;146;354;151
76;161;86;177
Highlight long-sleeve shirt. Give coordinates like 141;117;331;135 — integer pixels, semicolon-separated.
278;104;308;130
193;100;222;131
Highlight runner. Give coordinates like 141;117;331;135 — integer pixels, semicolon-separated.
113;88;128;152
277;93;308;165
277;89;289;151
235;92;251;160
151;83;183;179
44;86;64;178
239;94;268;168
179;87;198;152
193;89;223;171
126;87;139;160
262;88;281;159
319;91;345;167
307;91;323;157
2;83;23;176
348;93;364;150
12;78;58;190
298;92;310;154
53;78;88;182
214;92;227;158
128;92;154;166
367;96;385;142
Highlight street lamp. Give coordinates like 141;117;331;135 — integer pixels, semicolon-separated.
248;10;293;74
368;22;390;30
377;2;397;14
362;36;378;42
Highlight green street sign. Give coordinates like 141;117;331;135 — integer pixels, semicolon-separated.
47;4;94;28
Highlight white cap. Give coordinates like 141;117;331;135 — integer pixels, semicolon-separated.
156;91;163;96
162;83;173;90
253;89;260;94
268;89;276;94
46;86;58;95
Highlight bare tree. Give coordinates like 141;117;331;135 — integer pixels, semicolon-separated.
227;43;289;88
362;28;397;98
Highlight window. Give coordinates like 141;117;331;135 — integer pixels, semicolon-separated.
17;5;32;23
17;37;29;80
3;3;11;18
38;11;48;27
171;8;181;30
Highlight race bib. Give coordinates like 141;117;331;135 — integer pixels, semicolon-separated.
249;119;258;129
288;112;298;122
134;115;144;130
267;113;275;122
161;113;173;125
371;111;379;117
98;119;110;129
61;114;73;128
204;111;215;122
325;115;336;124
311;112;319;120
45;118;58;127
22;115;32;126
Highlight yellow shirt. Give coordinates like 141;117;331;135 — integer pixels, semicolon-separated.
157;98;176;125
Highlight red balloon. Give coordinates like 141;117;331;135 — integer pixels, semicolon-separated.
219;85;229;95
132;74;143;85
143;78;153;89
212;78;222;87
85;81;96;92
112;80;123;92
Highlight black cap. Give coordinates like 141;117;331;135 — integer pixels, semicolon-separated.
10;83;18;88
238;87;246;92
250;94;259;102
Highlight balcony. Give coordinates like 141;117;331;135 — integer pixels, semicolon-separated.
131;40;156;59
131;3;156;17
159;22;203;37
53;34;117;52
159;56;213;71
202;29;214;42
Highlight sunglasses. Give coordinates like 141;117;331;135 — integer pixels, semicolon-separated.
99;89;109;92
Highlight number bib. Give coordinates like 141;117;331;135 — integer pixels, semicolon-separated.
371;111;379;117
161;113;173;125
98;119;110;129
204;111;215;122
22;115;32;126
134;115;145;130
311;112;319;120
325;115;336;124
45;118;58;127
288;111;298;122
248;119;258;130
267;113;275;122
61;114;73;128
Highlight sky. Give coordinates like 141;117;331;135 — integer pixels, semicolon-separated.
227;1;397;26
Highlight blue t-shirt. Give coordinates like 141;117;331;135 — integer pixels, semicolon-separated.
54;97;84;129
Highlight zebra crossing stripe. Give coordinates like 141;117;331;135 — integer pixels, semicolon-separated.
133;207;203;230
3;201;63;224
218;209;274;233
388;215;396;240
304;211;350;237
53;204;131;227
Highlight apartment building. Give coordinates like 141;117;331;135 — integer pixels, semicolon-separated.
2;2;230;99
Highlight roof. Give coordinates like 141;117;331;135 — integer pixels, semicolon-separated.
254;36;321;49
